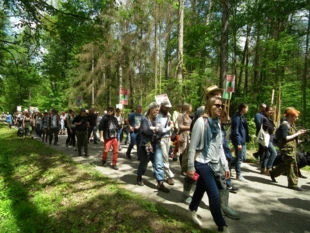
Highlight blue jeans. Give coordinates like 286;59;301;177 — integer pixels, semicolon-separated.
189;162;226;229
137;143;165;182
117;128;122;143
262;141;277;169
234;144;247;176
126;132;140;157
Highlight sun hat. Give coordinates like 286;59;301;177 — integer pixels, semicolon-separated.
205;85;223;98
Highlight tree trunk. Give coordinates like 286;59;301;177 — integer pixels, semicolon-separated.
302;9;310;126
176;0;184;83
219;0;229;88
238;25;250;93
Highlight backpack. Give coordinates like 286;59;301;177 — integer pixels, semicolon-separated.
108;118;118;138
274;121;290;146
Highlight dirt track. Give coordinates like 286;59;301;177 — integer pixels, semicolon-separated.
43;135;310;233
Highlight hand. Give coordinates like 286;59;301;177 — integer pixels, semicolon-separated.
100;137;104;143
224;171;230;179
237;145;242;151
187;170;195;179
298;129;307;136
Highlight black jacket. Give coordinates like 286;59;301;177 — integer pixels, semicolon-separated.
99;115;120;139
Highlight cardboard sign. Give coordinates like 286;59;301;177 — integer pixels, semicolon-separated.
119;88;129;105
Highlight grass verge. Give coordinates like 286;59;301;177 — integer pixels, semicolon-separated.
0;122;215;233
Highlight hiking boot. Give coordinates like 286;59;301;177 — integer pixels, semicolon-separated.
102;160;106;166
237;175;248;183
288;186;302;191
157;181;170;193
188;208;202;226
166;178;174;185
112;165;119;170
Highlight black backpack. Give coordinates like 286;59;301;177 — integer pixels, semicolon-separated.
274;121;290;146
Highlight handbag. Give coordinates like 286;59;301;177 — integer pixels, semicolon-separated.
256;123;270;147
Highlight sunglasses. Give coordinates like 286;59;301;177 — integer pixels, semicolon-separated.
213;104;224;109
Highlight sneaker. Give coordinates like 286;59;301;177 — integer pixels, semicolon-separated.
102;160;106;166
237;175;248;183
188;208;202;226
182;195;192;205
157;182;170;193
166;178;174;185
112;165;119;170
227;186;238;194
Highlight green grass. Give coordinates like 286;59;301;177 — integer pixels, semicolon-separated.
0;122;216;233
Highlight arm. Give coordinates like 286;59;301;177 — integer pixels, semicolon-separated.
281;124;307;141
187;118;204;175
140;117;155;136
232;115;242;148
178;114;190;131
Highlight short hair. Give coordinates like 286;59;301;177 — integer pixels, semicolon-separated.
284;107;300;117
238;103;248;112
107;106;114;112
264;105;273;112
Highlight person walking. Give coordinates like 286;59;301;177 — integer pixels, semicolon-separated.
177;103;192;175
260;106;277;175
125;105;143;159
5;112;12;129
172;104;182;160
136;102;170;193
73;108;90;156
156;100;175;186
99;107;120;170
231;103;250;183
115;108;124;150
187;96;230;233
59;111;66;135
41;111;49;142
66;109;76;150
253;103;267;161
48;109;60;145
88;108;98;144
269;107;307;191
